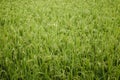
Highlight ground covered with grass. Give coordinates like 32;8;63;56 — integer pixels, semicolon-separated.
0;0;120;80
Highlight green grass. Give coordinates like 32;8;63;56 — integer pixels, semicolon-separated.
0;0;120;80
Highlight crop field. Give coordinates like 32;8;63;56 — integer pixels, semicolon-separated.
0;0;120;80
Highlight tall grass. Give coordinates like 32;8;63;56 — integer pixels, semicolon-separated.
0;0;120;80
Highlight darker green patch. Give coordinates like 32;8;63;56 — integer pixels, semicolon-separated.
0;19;5;27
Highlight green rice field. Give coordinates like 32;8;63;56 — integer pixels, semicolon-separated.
0;0;120;80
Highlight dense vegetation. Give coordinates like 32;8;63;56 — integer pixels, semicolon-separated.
0;0;120;80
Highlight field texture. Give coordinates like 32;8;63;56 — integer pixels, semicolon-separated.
0;0;120;80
